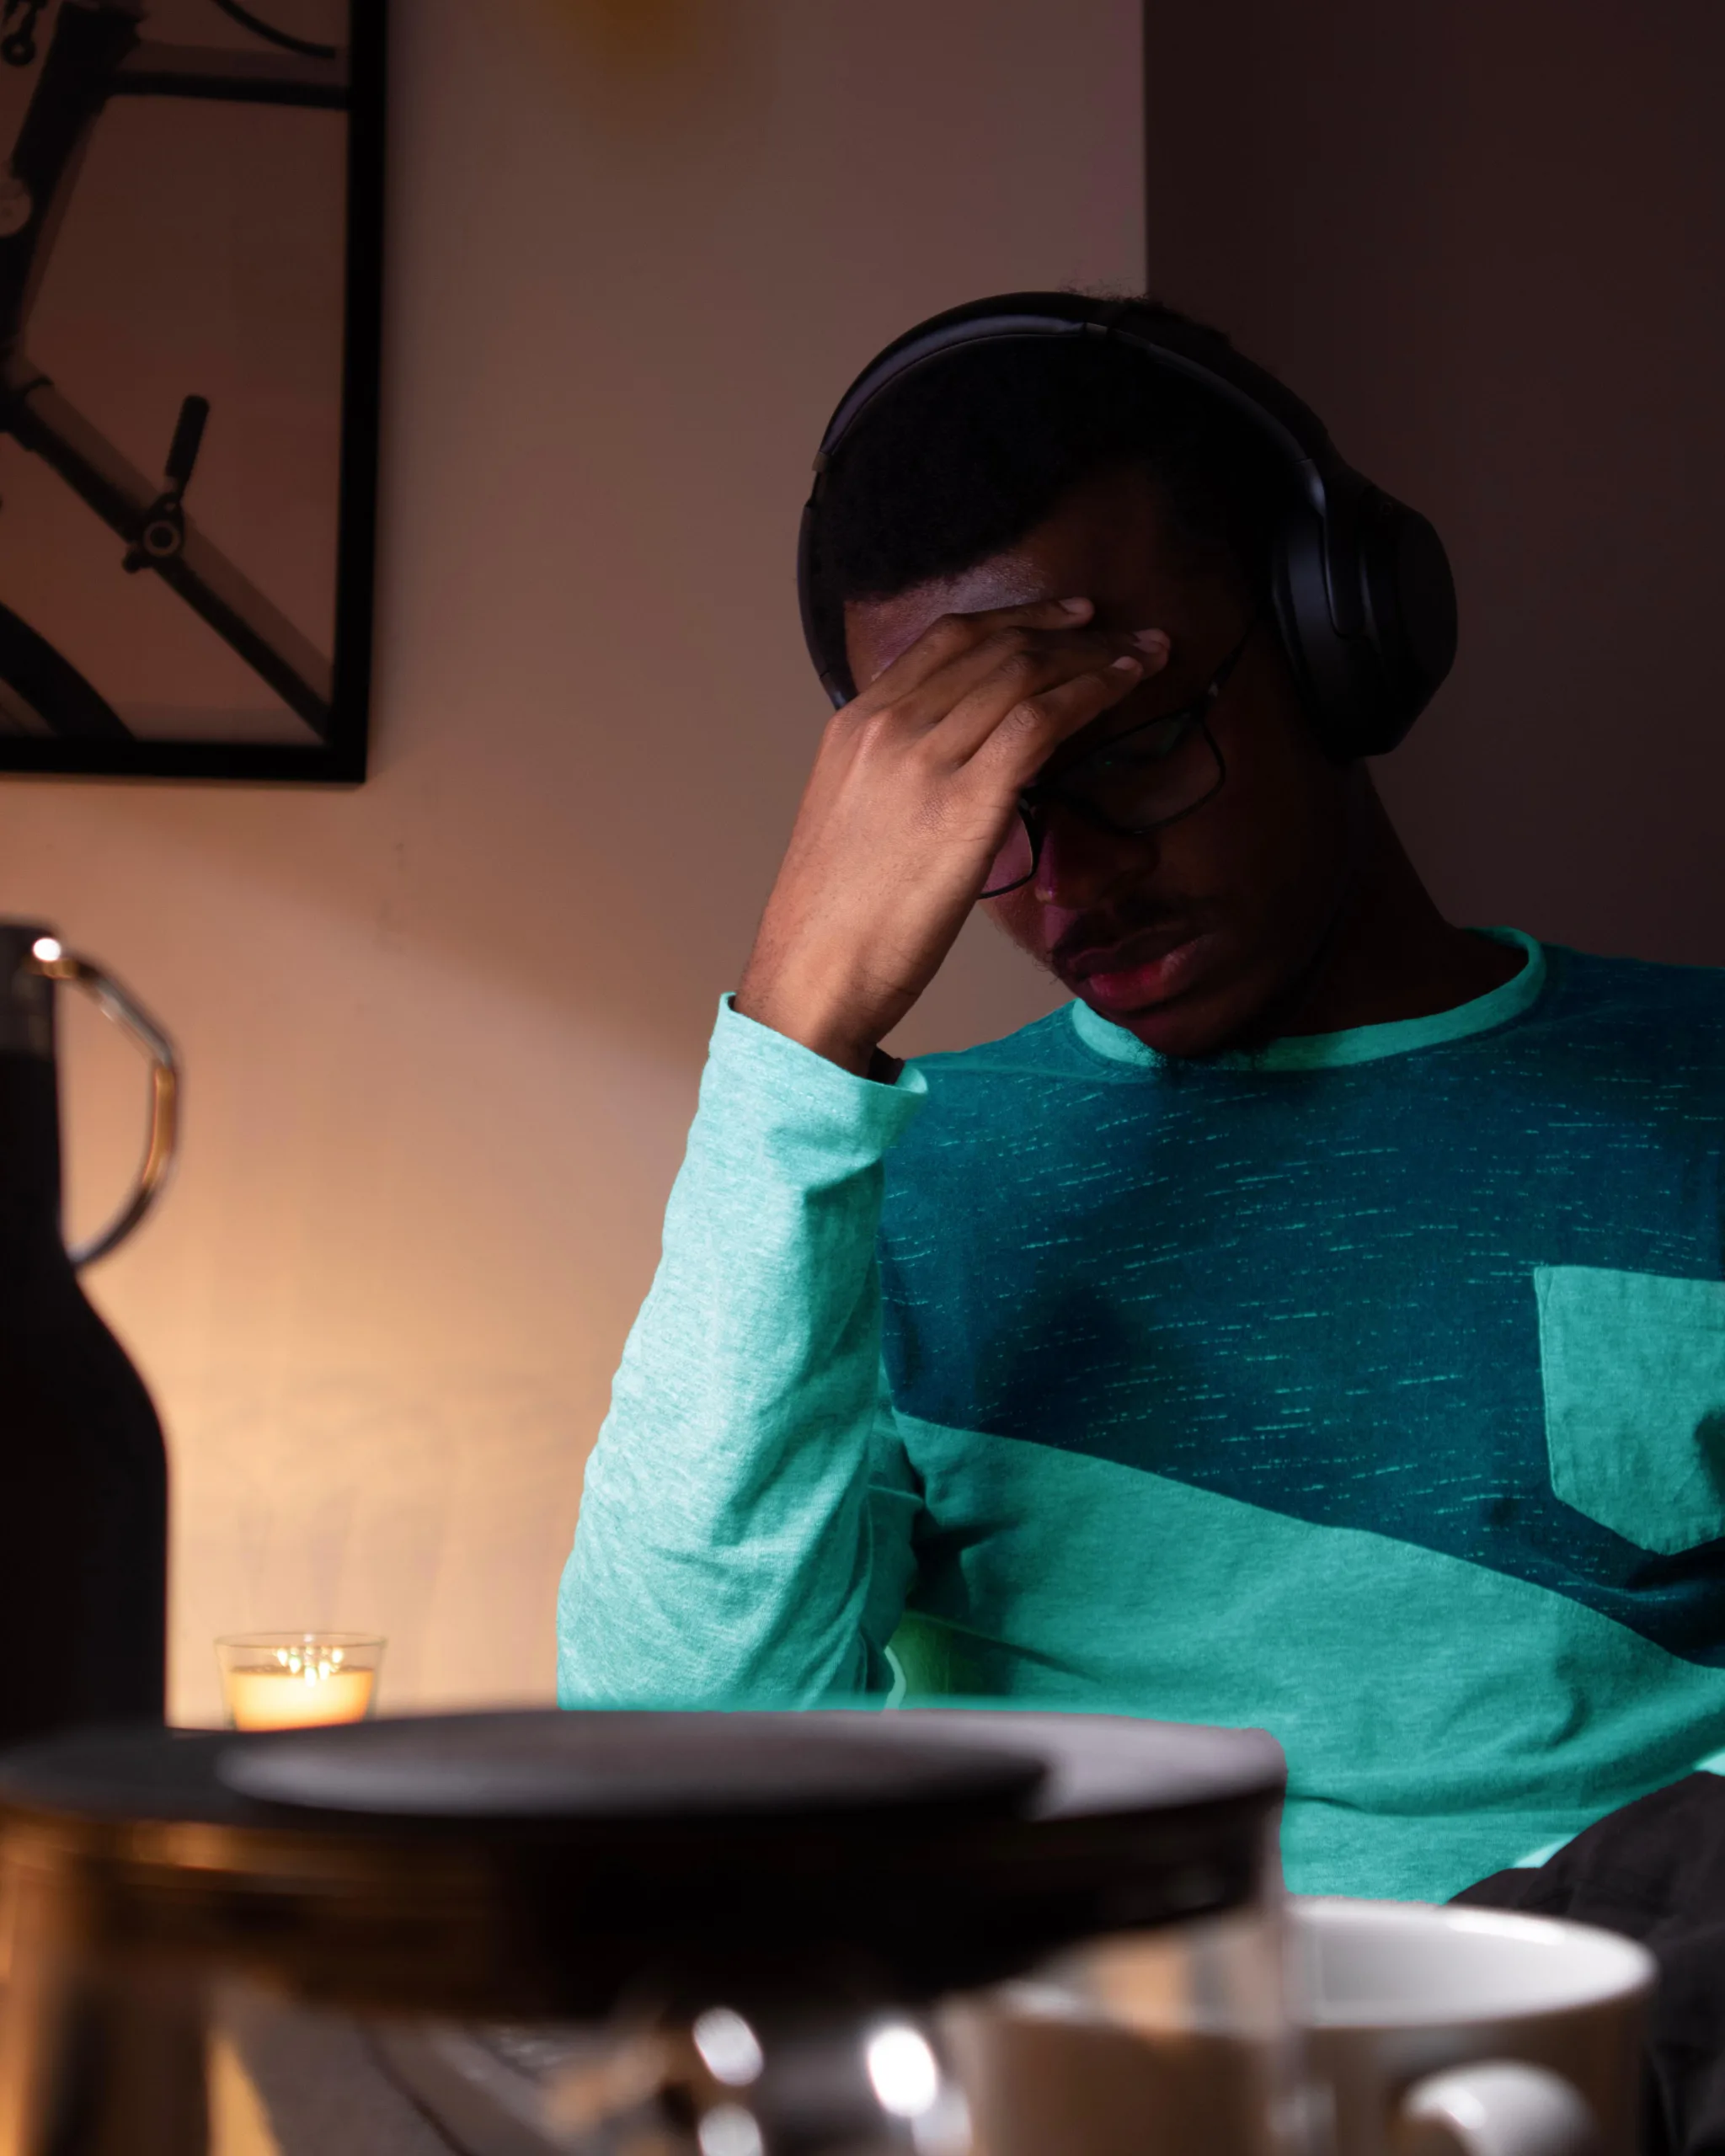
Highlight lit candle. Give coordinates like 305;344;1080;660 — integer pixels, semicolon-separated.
221;1641;377;1730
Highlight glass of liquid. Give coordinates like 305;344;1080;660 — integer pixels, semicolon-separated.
215;1631;385;1730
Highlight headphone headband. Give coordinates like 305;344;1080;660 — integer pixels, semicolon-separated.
816;302;1334;516
798;292;1456;759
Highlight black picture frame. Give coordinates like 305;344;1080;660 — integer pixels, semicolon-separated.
0;0;384;784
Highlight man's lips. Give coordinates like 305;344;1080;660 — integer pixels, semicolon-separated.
1057;924;1213;1012
1061;921;1197;980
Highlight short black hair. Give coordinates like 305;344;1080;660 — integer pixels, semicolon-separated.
818;299;1285;608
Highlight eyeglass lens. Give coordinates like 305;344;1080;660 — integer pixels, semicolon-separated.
979;717;1220;899
981;812;1037;899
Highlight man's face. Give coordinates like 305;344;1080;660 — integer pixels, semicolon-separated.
843;463;1365;1058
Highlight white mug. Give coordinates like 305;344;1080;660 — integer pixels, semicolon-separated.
1296;1897;1654;2156
946;1897;1654;2156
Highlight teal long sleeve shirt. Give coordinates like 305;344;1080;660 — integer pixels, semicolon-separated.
559;933;1725;1901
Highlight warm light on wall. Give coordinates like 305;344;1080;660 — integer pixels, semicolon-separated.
544;0;705;69
2;0;1146;1728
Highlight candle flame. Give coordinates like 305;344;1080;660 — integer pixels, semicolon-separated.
259;1642;360;1684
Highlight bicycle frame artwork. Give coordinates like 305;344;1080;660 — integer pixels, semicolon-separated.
0;0;382;780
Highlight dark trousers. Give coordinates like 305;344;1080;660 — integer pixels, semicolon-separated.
1455;1776;1725;2156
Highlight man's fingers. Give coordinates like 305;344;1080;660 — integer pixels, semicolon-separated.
932;626;1168;764
870;622;1160;755
964;652;1151;789
931;645;1139;762
857;596;1097;695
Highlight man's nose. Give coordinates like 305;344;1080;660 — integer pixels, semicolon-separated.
1032;803;1156;909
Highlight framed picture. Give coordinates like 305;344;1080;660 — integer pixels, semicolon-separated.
0;0;383;782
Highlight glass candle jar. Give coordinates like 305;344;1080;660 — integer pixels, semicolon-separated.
215;1631;385;1730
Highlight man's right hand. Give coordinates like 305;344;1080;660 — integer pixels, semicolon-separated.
734;597;1169;1075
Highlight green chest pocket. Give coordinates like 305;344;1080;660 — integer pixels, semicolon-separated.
1535;1264;1725;1553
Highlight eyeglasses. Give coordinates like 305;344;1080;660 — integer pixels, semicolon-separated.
980;616;1259;900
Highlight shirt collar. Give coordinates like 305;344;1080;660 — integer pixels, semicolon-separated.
1068;927;1547;1072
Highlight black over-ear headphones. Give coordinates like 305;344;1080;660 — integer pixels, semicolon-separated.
797;292;1456;760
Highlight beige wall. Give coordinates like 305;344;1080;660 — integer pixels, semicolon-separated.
1144;0;1725;967
0;0;1144;1723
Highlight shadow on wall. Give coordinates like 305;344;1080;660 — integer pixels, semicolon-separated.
1146;0;1725;968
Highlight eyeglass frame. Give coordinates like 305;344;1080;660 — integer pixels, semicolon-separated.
980;614;1262;899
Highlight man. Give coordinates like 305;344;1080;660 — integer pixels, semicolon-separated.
558;295;1725;1911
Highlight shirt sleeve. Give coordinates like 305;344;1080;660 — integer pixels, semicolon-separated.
557;996;929;1707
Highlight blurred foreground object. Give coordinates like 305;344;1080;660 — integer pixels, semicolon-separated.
0;921;176;1745
0;1707;1286;2154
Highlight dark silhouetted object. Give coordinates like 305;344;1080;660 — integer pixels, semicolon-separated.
1458;1775;1725;2156
0;922;172;1743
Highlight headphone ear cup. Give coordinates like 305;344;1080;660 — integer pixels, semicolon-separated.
1270;491;1457;760
1271;503;1370;760
1359;494;1457;750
